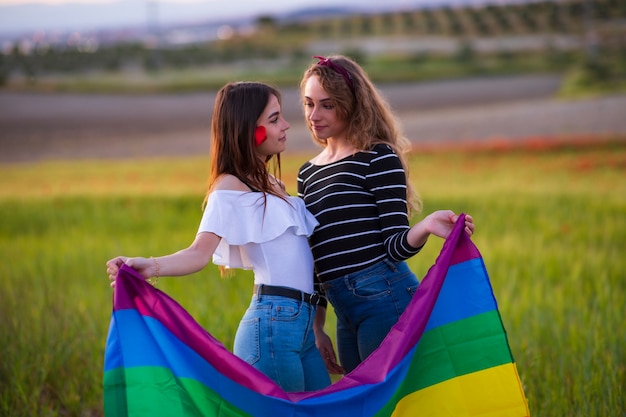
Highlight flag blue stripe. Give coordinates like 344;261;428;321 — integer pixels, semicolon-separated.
106;310;282;413
104;315;123;370
425;258;496;331
104;309;421;415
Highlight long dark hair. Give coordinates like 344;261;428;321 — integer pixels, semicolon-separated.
204;81;284;206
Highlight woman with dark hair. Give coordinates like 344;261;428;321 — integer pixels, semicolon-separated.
106;81;331;392
297;55;476;374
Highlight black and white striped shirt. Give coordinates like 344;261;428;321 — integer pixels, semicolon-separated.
297;144;422;283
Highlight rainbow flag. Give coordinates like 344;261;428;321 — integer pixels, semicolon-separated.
103;214;530;416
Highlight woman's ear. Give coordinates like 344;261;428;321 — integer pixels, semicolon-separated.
254;126;267;146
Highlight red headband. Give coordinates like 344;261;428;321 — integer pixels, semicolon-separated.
314;55;355;95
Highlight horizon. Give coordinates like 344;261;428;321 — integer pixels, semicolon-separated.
0;0;406;35
0;0;518;37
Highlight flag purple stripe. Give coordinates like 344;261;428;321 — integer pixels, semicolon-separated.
105;310;301;416
110;214;472;403
105;307;420;415
292;213;472;401
112;265;290;400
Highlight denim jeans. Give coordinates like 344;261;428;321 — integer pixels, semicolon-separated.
233;292;331;392
322;259;419;373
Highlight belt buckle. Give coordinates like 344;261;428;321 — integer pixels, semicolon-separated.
309;292;320;305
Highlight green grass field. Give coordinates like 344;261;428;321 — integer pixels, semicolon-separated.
0;139;624;416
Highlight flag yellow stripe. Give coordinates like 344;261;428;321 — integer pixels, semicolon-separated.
392;363;530;417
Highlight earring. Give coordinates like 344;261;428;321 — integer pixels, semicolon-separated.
255;126;267;146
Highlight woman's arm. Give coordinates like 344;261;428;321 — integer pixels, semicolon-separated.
106;231;221;286
314;306;345;375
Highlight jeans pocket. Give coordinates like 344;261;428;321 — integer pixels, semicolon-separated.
234;317;261;365
351;276;391;300
273;302;300;321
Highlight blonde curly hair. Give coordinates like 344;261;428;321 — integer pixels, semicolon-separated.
300;55;422;215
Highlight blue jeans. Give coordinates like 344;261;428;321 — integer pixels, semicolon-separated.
322;259;419;373
233;292;331;392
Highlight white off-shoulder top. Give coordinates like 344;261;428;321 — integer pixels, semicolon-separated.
197;190;318;293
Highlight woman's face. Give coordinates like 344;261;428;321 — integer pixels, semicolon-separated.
303;75;348;142
255;94;289;157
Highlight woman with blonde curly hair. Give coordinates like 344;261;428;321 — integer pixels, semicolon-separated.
297;55;475;374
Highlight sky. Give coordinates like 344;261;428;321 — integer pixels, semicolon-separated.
0;0;441;35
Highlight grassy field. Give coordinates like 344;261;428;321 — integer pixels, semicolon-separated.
0;139;624;416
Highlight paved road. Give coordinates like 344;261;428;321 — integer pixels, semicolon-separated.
1;74;625;164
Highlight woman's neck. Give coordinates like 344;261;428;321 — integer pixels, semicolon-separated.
312;138;358;165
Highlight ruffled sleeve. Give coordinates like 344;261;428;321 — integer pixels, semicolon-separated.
197;191;318;269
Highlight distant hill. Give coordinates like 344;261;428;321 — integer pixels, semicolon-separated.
0;0;504;37
0;0;405;36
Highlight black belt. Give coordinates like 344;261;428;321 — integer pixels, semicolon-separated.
254;285;322;306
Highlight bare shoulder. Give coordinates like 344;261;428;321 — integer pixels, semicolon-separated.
213;174;249;192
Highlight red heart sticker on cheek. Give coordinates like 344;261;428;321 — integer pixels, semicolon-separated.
254;126;267;146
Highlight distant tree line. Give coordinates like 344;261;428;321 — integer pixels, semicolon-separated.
0;0;624;85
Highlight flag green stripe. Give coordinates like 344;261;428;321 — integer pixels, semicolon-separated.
414;310;514;388
104;366;252;417
374;310;513;417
